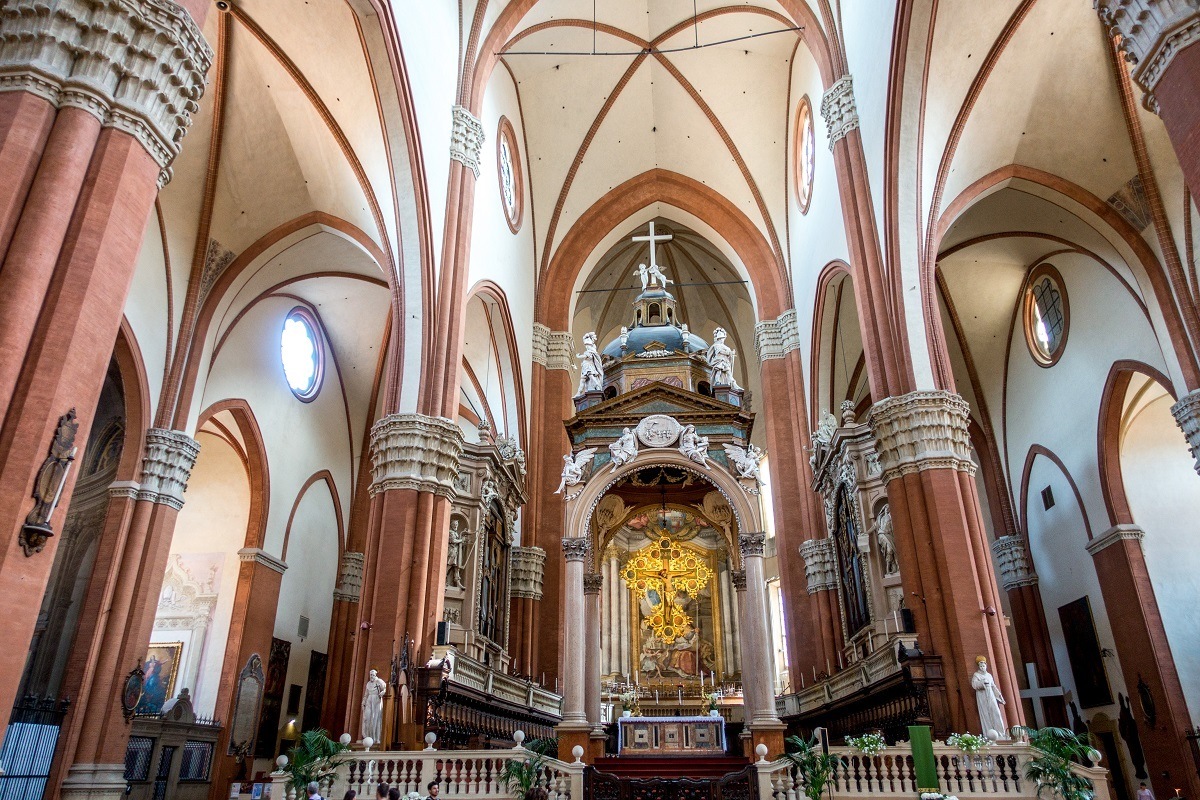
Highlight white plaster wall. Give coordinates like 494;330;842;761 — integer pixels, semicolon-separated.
124;210;170;415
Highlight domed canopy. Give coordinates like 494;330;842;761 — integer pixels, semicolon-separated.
602;323;708;360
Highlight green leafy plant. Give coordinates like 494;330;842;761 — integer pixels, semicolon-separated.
783;734;837;800
282;729;350;792
1010;726;1098;800
946;732;990;754
500;737;558;798
703;692;720;712
845;732;887;756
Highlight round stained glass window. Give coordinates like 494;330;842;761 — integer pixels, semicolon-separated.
496;116;523;232
794;96;816;213
1023;264;1069;367
281;308;322;400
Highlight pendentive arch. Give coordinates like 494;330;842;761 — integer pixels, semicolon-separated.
113;319;151;483
466;280;529;447
196;399;271;550
1018;443;1093;543
280;470;346;562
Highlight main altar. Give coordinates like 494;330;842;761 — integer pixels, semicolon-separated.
617;715;726;755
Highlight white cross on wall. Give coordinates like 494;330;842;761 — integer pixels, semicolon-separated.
1019;661;1065;728
632;221;673;271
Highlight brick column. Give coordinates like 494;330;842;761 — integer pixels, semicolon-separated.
1097;1;1200;200
868;391;1023;736
0;0;210;742
1086;525;1200;799
53;430;201;800
509;545;546;679
322;551;364;733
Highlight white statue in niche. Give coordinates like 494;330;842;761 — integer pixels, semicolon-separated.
446;519;467;589
705;327;742;390
620;326;629;350
875;504;899;576
360;668;387;743
971;656;1010;740
723;443;765;481
609;427;639;467
554;448;598;494
679;425;711;468
575;332;604;395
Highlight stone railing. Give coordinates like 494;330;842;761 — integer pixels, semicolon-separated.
756;742;1111;800
270;736;584;799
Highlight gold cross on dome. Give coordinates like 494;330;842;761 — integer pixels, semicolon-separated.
621;533;714;643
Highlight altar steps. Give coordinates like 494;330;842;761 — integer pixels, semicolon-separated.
591;754;750;780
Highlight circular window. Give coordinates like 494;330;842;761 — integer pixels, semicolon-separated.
496;116;523;233
1023;264;1069;366
280;307;323;400
794;96;816;213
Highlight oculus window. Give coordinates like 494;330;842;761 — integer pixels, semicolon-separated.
496;117;523;232
1023;264;1069;367
794;96;815;213
281;308;323;400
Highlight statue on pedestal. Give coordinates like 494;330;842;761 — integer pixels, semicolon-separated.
722;443;764;481
575;332;604;395
705;327;742;390
875;504;899;575
361;668;387;743
446;519;466;589
554;448;598;494
971;656;1010;740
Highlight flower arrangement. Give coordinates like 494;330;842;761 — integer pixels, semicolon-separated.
704;692;720;712
920;792;960;800
846;732;887;755
946;732;990;754
618;690;640;716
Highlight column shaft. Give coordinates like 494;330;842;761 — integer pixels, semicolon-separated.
560;539;588;727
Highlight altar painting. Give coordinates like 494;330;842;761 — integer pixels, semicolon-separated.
636;585;717;679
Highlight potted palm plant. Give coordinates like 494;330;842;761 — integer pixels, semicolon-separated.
500;737;558;799
783;734;837;800
282;729;350;796
1010;726;1100;800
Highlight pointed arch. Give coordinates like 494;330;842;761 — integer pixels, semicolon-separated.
197;399;270;549
1018;444;1092;542
280;470;345;561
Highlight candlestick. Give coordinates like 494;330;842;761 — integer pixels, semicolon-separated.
837;651;843;670
800;673;806;689
812;665;817;681
893;609;899;632
826;658;831;675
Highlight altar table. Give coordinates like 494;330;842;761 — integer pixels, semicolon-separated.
617;715;726;755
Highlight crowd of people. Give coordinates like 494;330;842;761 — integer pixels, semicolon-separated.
302;779;551;800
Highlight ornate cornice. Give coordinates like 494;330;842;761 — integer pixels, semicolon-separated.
449;104;485;177
0;0;212;185
138;428;200;509
510;546;546;600
1085;524;1146;556
799;538;837;593
562;536;591;562
820;75;860;148
867;391;976;483
754;309;801;361
739;531;767;560
369;413;465;498
990;535;1038;591
532;323;573;371
333;551;365;603
238;547;286;575
583;573;604;594
1171;388;1200;475
1097;0;1200;110
729;569;747;591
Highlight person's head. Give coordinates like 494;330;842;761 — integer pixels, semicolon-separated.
342;792;357;800
376;783;389;800
307;782;320;797
975;656;988;672
387;789;400;800
427;781;440;797
524;789;549;800
1141;784;1148;789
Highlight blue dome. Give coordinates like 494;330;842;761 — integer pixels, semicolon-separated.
602;324;708;359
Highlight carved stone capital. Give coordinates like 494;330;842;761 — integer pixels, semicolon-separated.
867;390;976;482
583;573;604;594
369;413;465;498
799;538;837;593
238;547;287;575
139;428;200;509
1096;0;1200;109
449;104;485;177
738;531;767;560
532;323;574;371
990;535;1038;591
820;75;860;148
1171;388;1200;475
511;546;546;600
333;551;365;603
0;0;213;184
1085;524;1146;556
754;309;801;361
562;536;591;562
729;569;747;591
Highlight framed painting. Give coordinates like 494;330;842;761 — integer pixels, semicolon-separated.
1057;597;1113;708
135;642;183;714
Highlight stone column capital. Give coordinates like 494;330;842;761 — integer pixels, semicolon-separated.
1085;524;1146;556
532;323;574;371
511;546;546;600
562;536;591;562
138;428;200;509
1171;388;1200;475
449;104;485;177
0;0;213;186
333;551;365;602
753;309;801;361
739;532;767;560
583;573;604;594
238;547;287;575
820;75;860;149
798;538;837;593
369;413;465;498
730;569;747;591
1096;0;1200;109
990;535;1038;591
867;390;976;482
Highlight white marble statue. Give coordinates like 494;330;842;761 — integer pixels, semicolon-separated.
705;327;742;390
971;657;1010;740
554;447;598;494
679;425;711;468
620;326;629;350
647;260;673;288
446;519;466;588
361;668;387;743
875;505;899;575
722;443;764;481
575;332;604;395
609;427;639;467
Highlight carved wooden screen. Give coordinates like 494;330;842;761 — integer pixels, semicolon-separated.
834;485;870;636
477;502;509;645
